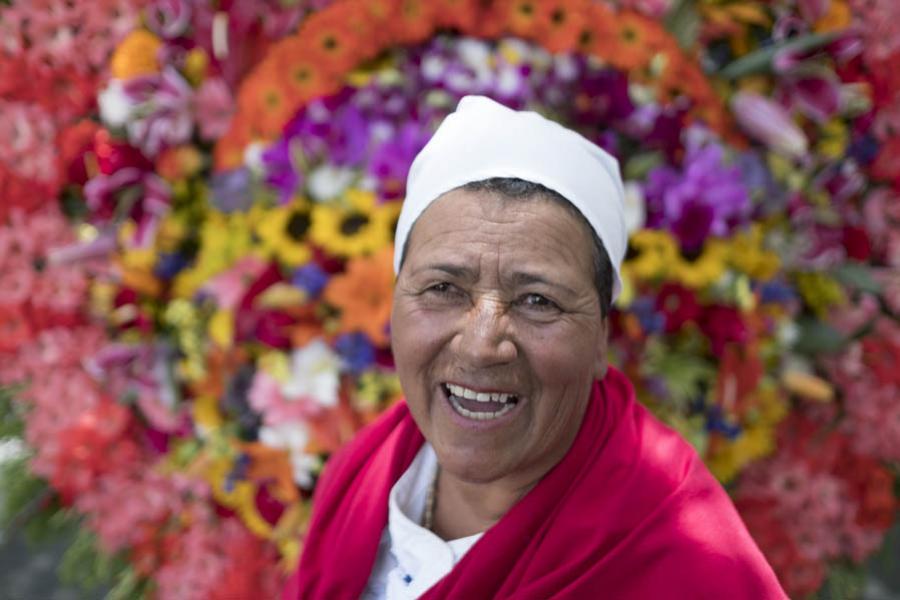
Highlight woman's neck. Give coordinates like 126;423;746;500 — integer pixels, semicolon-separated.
429;468;538;540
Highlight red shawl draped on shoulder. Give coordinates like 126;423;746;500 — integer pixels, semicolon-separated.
285;367;787;599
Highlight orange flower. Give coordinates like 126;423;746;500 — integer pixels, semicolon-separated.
492;0;545;40
537;0;589;54
298;6;365;75
608;12;665;72
575;2;619;57
270;39;341;105
215;119;253;171
322;247;394;347
236;63;297;138
242;442;300;504
110;29;162;79
432;0;483;32
391;0;439;45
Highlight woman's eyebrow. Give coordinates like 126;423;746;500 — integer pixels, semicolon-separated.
508;271;578;296
418;262;476;280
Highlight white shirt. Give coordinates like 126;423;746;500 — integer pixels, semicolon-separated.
362;444;483;599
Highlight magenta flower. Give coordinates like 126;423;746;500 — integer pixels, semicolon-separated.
644;141;750;251
123;67;194;158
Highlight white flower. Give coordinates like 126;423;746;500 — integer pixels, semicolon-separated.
307;165;357;202
280;338;342;407
98;80;135;128
622;181;647;235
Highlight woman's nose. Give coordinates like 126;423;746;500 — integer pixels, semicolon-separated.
453;296;517;367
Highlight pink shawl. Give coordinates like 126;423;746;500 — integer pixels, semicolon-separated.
285;367;787;598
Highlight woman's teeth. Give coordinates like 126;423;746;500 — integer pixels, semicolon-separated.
445;383;518;421
446;383;515;404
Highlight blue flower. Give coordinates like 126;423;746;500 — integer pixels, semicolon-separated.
335;332;376;375
292;263;329;298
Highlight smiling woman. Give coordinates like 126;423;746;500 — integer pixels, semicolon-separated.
286;96;788;599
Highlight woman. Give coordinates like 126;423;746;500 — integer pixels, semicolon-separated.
286;96;787;599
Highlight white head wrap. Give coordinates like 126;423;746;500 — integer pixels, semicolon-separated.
394;95;627;300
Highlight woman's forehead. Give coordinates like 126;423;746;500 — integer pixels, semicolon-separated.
405;189;596;280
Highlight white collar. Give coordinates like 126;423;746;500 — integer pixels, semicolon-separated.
384;444;483;597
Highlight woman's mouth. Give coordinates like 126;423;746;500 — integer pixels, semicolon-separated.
441;382;520;421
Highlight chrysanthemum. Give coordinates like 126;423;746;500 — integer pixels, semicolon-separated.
256;198;313;268
310;189;395;258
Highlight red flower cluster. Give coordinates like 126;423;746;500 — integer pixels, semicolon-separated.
734;413;897;597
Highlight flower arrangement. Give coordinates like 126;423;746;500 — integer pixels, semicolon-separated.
1;0;898;597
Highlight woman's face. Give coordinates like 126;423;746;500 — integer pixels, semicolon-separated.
391;189;608;489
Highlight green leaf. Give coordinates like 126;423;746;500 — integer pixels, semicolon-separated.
831;262;883;295
59;529;131;595
819;561;866;600
664;0;701;50
624;152;664;181
718;31;841;80
793;317;846;356
0;385;27;439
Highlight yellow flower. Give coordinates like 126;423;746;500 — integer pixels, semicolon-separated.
355;370;403;412
794;271;846;317
670;239;729;289
110;30;163;79
173;208;261;297
256;198;314;267
816;118;849;160
193;395;224;434
622;229;679;281
708;424;775;483
310;190;395;258
727;225;780;281
781;370;835;402
814;0;851;32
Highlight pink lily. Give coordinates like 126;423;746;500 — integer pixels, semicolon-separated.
731;92;808;158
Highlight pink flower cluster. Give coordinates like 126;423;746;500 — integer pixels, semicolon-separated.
153;515;283;600
827;317;900;462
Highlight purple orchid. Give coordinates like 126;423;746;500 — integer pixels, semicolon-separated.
368;122;430;202
645;142;751;251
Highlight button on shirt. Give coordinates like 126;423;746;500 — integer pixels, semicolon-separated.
362;444;483;599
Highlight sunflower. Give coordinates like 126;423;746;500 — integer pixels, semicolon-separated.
310;189;395;258
727;225;780;281
622;229;680;281
256;198;314;268
322;247;394;346
670;238;729;289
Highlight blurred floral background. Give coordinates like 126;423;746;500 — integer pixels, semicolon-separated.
1;0;899;598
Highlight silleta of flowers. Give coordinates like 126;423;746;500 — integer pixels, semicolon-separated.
1;0;898;597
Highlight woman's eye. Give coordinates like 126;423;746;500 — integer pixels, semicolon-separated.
520;293;558;310
428;282;453;294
